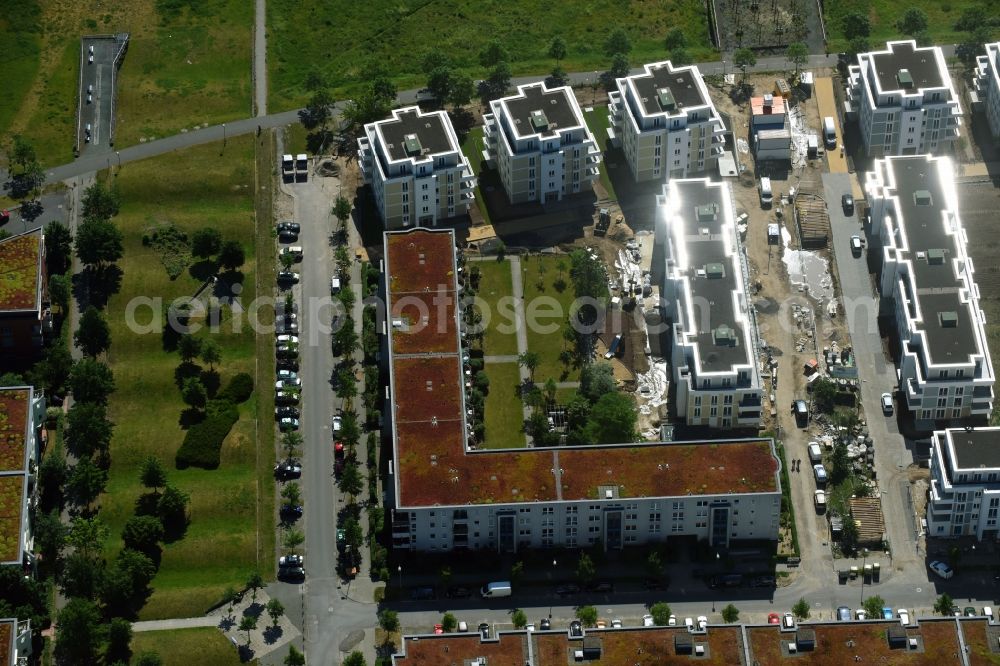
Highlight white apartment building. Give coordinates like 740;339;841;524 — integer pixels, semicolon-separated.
655;178;763;429
846;40;961;157
382;228;780;554
973;42;1000;140
927;428;1000;541
358;106;475;229
0;386;46;571
483;82;600;204
866;155;994;429
608;61;725;182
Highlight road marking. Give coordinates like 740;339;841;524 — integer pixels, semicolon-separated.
93;67;103;145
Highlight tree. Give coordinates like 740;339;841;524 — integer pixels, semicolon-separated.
122;515;164;556
218;240;245;271
569;249;609;301
284;645;306;666
576;552;596;585
9;135;39;174
239;614;258;645
605;27;631;56
266;598;285;627
301;88;334;130
954;6;987;32
511;608;527;629
422;51;450;74
157;484;190;531
664;28;686;52
282;431;303;460
200;338;221;370
847;36;870;57
550;64;568;85
427;66;454;105
75;217;124;266
447;73;476;107
48;273;71;313
82;181;121;221
333;195;352;229
191;227;222;258
281;482;302;507
283;529;305;551
862;595;885;619
548;36;567;62
441;612;457;633
35;343;73;398
721;603;740;623
812;378;837;412
733;48;756;82
181;376;207;409
956;27;990;67
135;653;164;666
586;393;637;444
576;605;598;627
68;515;109;559
8;136;44;197
343;652;367;666
842;11;871;40
178;334;202;363
896;8;927;37
840;513;859;555
67;455;108;507
668;48;691;66
786;42;808;75
831;441;850;485
75;306;111;357
105;614;134;662
609;52;630;78
34;508;65;568
55;598;104;664
479;39;509;68
66;401;113;458
247;570;265;604
338;461;364;497
517;351;540;383
487;61;512;99
650;601;672;626
379;609;400;633
792;597;811;619
580;363;616;403
935;593;954;617
45;220;74;275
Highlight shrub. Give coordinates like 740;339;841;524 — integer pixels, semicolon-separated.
175;400;239;469
220;372;254;403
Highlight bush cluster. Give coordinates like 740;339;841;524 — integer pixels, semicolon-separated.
175;400;239;469
220;372;254;404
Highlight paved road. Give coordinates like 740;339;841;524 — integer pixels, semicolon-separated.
78;37;118;154
254;0;267;116
132;617;217;632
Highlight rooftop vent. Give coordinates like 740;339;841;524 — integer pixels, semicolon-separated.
763;93;773;108
914;190;933;206
530;109;549;132
897;68;914;89
713;325;737;346
705;262;726;279
403;133;423;157
926;248;945;265
939;311;958;328
657;87;676;111
696;203;719;222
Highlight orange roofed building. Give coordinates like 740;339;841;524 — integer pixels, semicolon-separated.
384;228;781;553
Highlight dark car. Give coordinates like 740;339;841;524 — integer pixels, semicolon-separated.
275;406;300;419
277;271;300;284
588;581;614;593
280;504;303;520
446;586;472;599
569;620;583;637
410;586;435;601
540;618;551;630
556;584;580;596
842;193;855;215
750;575;776;588
792;399;809;427
277;221;301;235
643;577;667;590
478;623;490;639
277;566;305;582
276;358;299;372
274;461;302;479
837;606;851;621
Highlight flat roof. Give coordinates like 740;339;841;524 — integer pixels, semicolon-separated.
662;179;753;375
881;156;983;366
942;428;1000;470
0;621;10;666
628;61;711;116
0;389;29;473
500;83;583;139
870;41;947;93
375;107;457;163
750;96;787;116
0;230;43;313
386;229;778;509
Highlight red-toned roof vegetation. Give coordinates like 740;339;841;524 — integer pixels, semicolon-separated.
397;633;528;666
0;475;25;563
0;622;11;666
963;619;1000;666
0;231;42;312
0;389;28;472
390;291;458;354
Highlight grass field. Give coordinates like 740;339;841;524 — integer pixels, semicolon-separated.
521;254;580;383
102;136;265;620
583;106;618;201
266;0;714;110
482;362;525;448
129;628;243;666
823;1;1000;50
460;127;493;226
0;0;251;166
474;259;519;357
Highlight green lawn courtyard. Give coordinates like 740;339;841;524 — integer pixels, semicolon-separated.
583;106;618;201
474;259;519;357
823;0;1000;50
129;627;244;666
520;254;581;383
482;362;526;449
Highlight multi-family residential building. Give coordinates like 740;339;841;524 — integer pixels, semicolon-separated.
655;178;763;429
382;228;780;554
483;82;600;204
608;61;725;182
973;42;1000;141
866;155;994;429
0;386;46;573
0;618;32;665
846;40;961;157
927;427;1000;540
0;230;50;361
357;106;475;229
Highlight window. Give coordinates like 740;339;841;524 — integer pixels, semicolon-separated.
952;408;961;418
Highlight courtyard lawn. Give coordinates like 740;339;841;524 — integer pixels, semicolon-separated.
474;259;519;357
129;628;243;666
520;254;580;383
266;0;714;110
460;127;493;227
583;106;618;201
823;0;1000;50
483;362;526;449
102;136;269;620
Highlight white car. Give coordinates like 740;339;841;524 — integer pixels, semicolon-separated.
277;369;298;381
667;614;677;626
642;614;654;627
332;415;342;432
881;392;894;415
929;560;954;579
279;417;299;431
684;617;694;631
611;618;622;629
855;609;866;620
276;335;299;345
897;608;910;626
275;378;301;390
696;616;708;631
782;612;795;629
458;621;468;632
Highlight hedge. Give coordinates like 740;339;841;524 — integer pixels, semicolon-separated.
175;400;239;469
220;372;254;404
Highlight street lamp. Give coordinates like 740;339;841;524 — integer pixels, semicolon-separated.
859;548;869;609
397;565;402;591
116;151;121;169
712;552;720;612
550;559;557;619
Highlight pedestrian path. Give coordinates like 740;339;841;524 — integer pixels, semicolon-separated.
815;77;849;176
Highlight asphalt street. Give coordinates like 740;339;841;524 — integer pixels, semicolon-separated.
79;37;119;153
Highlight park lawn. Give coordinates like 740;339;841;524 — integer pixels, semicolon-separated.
554;387;579;405
129;627;243;666
474;259;519;357
266;0;714;110
583;106;617;201
823;0;1000;50
520;254;580;383
0;0;41;152
483;362;526;449
103;136;264;620
460;127;493;226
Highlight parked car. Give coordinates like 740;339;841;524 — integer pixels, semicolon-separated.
276;358;299;371
964;607;977;617
881;392;894;415
684;617;694;631
279;554;303;568
697;616;708;631
782;613;795;629
275;406;300;419
277;271;300;284
276;320;298;334
280;504;303;519
768;613;781;625
458;621;468;632
332;415;343;432
279;417;299;431
274;461;301;479
277;369;299;381
277;221;301;235
276;391;300;405
479;623;490;639
813;464;828;485
855;609;866;620
281;246;304;262
275;378;301;390
445;586;471;599
569;620;583;637
588;581;614;593
929;560;954;579
433;624;443;635
897;608;910;625
410;587;435;601
668;614;677;626
850;235;863;256
642;615;654;627
882;607;893;620
277;566;304;581
750;575;776;588
556;583;580;596
595;619;606;629
792;399;809;426
842;193;855;215
814;489;827;512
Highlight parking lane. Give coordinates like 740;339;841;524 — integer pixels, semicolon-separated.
79;36;123;154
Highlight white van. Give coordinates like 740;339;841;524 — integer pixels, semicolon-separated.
331;276;342;294
480;581;512;598
759;177;773;207
823;116;837;148
807;442;822;463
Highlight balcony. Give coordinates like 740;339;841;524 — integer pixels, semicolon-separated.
584;166;600;180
